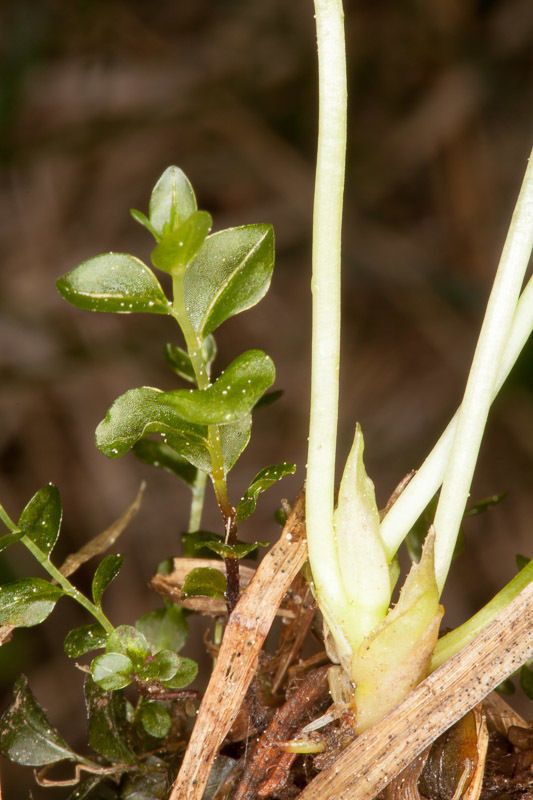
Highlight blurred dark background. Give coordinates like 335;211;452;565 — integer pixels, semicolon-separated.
0;0;532;795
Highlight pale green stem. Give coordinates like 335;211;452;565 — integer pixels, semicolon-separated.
306;0;348;633
0;504;114;634
430;560;533;671
188;469;207;532
380;275;533;560
170;277;231;517
433;149;533;593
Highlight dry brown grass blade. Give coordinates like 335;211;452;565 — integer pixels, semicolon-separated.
168;493;306;800
298;581;533;800
461;707;488;800
383;749;429;799
59;483;145;577
483;691;527;736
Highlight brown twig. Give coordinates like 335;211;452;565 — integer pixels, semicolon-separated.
233;666;330;800
298;581;533;799
168;493;307;800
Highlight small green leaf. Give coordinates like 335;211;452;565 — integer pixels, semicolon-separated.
0;578;63;628
520;663;533;699
149;166;197;235
516;554;531;570
96;387;208;461
218;414;252;473
133;439;197;486
201;540;269;559
184;224;275;336
138;702;171;739
0;531;23;553
57;254;170;314
85;677;135;763
64;623;106;658
159;657;198;689
164;343;196;383
97;386;251;475
90;652;134;691
236;462;296;521
164;335;217;383
181;530;224;558
92;554;123;607
465;492;506;517
135;606;188;654
130;208;158;240
0;676;76;766
162;350;275;425
151;211;212;273
105;625;151;666
137;649;179;682
18;484;62;557
182;567;226;599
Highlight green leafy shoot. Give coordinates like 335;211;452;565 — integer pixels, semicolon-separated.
129;208;159;240
236;462;296;521
183;224;275;336
105;625;151;666
149;166;197;236
90;652;134;691
96;387;207;461
0;578;64;628
138;701;171;739
181;568;227;599
181;530;226;558
136;650;180;682
162;350;275;426
156;657;198;689
57;254;170;315
18;484;62;557
92;554;123;607
135;605;188;654
181;530;267;560
151;211;212;274
64;624;107;658
96;387;252;475
0;676;77;766
85;677;135;764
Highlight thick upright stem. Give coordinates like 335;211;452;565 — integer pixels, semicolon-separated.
306;0;348;634
433;150;533;592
